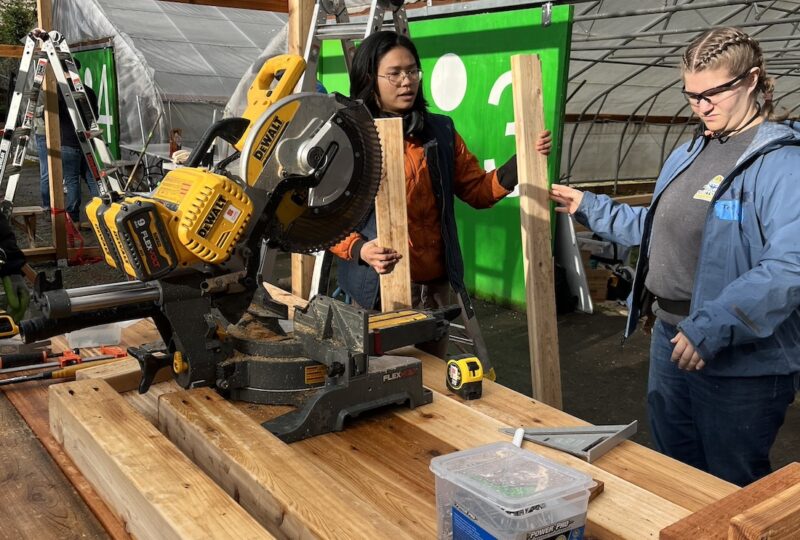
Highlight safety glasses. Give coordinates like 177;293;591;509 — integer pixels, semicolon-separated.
682;69;752;105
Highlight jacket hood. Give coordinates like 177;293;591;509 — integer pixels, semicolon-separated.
735;120;800;166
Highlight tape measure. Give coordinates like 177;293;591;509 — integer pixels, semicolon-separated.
446;354;484;400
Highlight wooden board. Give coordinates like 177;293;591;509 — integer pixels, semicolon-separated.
2;377;131;539
374;117;412;310
0;392;109;540
158;388;412;539
660;462;800;539
511;54;562;409
49;379;273;540
80;362;693;538
729;479;800;539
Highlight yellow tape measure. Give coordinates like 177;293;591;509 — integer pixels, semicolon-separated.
446;354;484;400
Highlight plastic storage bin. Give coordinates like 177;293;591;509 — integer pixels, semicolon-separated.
430;442;593;540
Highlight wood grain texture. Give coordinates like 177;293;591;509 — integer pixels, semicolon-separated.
374;117;412;311
3;379;131;538
252;284;736;511
729;480;800;539
409;344;737;511
158;388;411;539
661;463;800;540
287;0;313;56
290;253;315;299
49;379;272;540
511;54;562;408
0;392;109;540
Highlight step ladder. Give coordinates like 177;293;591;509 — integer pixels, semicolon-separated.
300;0;410;92
0;29;122;217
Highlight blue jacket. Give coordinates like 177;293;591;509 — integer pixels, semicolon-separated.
575;121;800;377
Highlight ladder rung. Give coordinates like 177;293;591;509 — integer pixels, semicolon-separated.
13;127;31;138
315;21;400;40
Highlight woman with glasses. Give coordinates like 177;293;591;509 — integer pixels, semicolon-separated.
550;27;800;486
331;31;551;313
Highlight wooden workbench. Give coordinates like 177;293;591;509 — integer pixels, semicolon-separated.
0;318;738;539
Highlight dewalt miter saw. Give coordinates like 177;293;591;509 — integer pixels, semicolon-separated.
19;54;448;442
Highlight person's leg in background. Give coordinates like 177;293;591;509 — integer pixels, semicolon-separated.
692;372;798;486
647;318;709;472
36;133;50;212
61;145;83;223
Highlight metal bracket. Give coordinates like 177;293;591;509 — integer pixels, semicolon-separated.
542;1;552;26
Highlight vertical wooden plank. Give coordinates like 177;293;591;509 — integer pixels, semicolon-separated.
511;54;562;409
288;0;313;57
374;117;411;311
288;0;316;300
37;0;67;261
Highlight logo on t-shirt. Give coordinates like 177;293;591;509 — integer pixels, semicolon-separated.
693;174;723;201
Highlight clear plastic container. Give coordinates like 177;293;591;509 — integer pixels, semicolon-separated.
66;323;122;348
430;442;593;540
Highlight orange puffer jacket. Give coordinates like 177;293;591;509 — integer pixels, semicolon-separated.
330;130;510;282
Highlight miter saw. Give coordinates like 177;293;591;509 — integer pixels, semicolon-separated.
18;54;449;442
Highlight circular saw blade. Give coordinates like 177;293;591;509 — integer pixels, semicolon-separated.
266;95;383;254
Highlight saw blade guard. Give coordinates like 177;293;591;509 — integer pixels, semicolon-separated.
240;92;382;254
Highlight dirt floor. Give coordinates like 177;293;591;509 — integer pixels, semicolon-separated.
11;162;799;474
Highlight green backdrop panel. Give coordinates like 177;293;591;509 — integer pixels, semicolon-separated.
320;5;572;308
74;46;120;159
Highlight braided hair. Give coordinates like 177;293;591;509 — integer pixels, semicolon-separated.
682;27;784;121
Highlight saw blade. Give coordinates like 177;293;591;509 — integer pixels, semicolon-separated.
266;96;382;254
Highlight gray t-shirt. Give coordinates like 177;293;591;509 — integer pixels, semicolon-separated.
645;127;757;324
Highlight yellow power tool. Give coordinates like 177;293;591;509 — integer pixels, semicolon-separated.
87;54;381;281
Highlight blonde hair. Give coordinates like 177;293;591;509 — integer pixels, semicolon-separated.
682;27;785;121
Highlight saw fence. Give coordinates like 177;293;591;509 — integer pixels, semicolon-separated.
10;313;795;539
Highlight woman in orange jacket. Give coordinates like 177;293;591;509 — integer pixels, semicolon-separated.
330;31;551;311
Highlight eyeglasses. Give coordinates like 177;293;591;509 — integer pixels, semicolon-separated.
681;70;752;105
377;69;423;86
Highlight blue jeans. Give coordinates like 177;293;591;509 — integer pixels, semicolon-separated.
648;319;798;486
61;146;100;223
36;134;49;210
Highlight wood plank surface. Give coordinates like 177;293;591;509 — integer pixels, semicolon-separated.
49;379;273;540
2;340;132;540
374;117;412;310
661;463;800;539
159;388;412;539
84;362;689;538
0;392;108;540
511;54;562;409
729;480;800;539
410;345;738;512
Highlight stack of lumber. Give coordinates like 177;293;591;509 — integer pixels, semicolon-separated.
35;314;740;538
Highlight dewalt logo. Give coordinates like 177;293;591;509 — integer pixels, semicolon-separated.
253;116;287;163
198;196;227;239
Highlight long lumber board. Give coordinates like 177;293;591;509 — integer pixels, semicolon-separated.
661;462;800;539
158;388;414;539
80;366;687;538
49;379;273;540
406;345;738;511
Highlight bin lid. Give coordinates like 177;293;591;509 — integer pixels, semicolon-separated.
430;442;593;513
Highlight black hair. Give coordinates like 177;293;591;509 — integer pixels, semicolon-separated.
349;31;428;116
